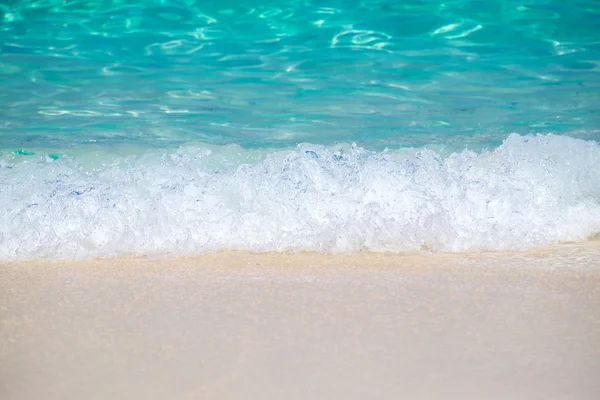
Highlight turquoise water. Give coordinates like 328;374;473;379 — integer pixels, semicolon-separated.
1;0;600;260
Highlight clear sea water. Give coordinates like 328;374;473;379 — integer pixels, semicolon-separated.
1;0;599;260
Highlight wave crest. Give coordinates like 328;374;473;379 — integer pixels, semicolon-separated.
1;133;599;260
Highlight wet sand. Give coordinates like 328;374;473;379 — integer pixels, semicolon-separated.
1;243;600;400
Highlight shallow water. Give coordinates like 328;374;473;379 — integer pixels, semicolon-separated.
1;1;599;260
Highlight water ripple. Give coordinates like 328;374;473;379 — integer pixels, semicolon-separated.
0;0;599;149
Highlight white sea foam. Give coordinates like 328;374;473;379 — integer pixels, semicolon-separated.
1;133;599;261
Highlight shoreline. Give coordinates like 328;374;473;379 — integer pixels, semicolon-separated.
3;237;600;269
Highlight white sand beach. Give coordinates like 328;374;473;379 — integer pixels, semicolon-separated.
1;242;600;400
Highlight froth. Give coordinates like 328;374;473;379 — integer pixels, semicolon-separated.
1;133;599;261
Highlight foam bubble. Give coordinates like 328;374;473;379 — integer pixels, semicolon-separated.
1;133;599;261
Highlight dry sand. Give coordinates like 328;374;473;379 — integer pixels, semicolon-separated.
1;243;600;400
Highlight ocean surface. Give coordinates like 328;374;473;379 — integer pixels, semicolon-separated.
1;0;599;260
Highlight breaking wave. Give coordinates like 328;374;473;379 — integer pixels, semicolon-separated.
1;133;599;261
